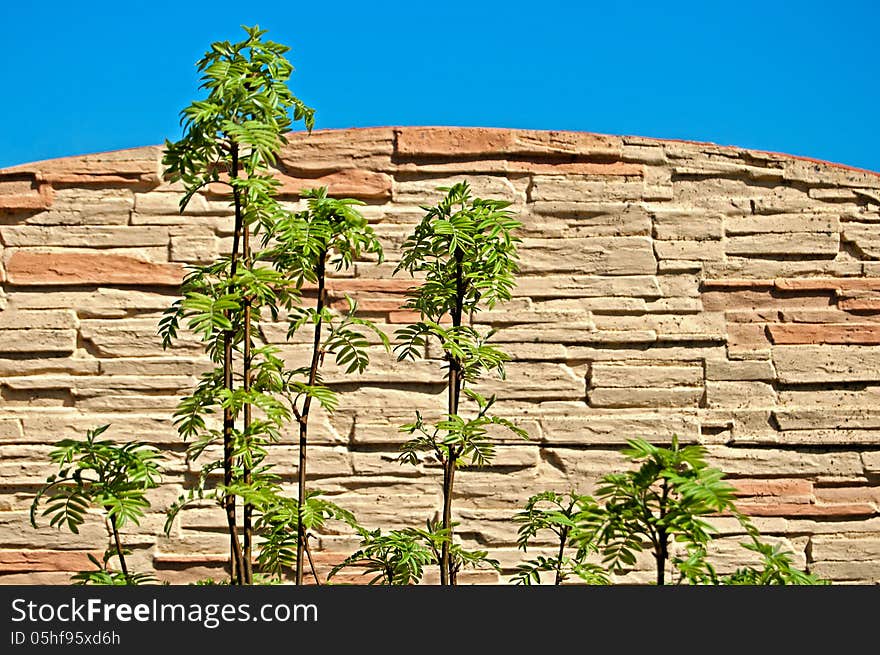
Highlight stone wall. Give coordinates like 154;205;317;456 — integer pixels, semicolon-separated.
1;127;879;584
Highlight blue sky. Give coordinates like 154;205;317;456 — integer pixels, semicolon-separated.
1;1;878;170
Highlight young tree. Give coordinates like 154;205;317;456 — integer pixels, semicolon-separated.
576;437;737;585
159;25;314;584
512;491;608;585
256;187;387;584
30;425;161;585
394;181;528;585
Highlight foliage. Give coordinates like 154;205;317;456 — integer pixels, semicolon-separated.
394;181;527;585
258;186;387;584
512;491;609;585
30;425;161;585
159;24;316;584
329;520;499;585
571;437;827;585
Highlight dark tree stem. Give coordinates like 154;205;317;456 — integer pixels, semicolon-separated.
223;142;245;585
656;478;670;586
555;526;570;585
109;514;128;579
296;251;327;585
440;247;465;586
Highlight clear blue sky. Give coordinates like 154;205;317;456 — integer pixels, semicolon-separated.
1;1;878;170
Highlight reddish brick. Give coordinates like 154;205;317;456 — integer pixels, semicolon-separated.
395;127;622;158
397;160;643;176
732;479;814;503
840;297;880;311
1;146;161;181
727;323;770;350
775;278;880;292
735;502;877;518
0;175;53;210
0;550;101;572
701;279;774;290
5;251;184;286
768;323;880;345
277;169;392;200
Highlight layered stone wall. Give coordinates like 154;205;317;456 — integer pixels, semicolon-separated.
1;127;879;584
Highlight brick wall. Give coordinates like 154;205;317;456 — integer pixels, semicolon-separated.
1;127;879;584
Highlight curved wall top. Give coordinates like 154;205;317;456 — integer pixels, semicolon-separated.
1;127;879;584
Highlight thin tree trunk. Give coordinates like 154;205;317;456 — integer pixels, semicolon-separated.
440;248;465;586
296;252;327;585
555;526;570;585
242;216;253;585
223;143;245;585
109;514;128;579
656;478;670;586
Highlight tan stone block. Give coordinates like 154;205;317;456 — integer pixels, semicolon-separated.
644;298;703;313
705;381;776;409
529;176;645;202
726;232;840;256
0;357;99;377
0;419;23;440
811;536;880;562
705;256;862;279
512;275;662;299
23;209;129;226
169;235;218;263
654;240;724;261
774;409;880;431
280;127;395;172
519;236;655;275
0;329;76;354
566;343;723;362
473;363;583;401
864;452;880;475
705;446;863;478
97;357;211;376
526;203;651;237
80;318;200;356
0;512;107;549
5;251;183;286
393;175;518;205
588;386;703;409
778;387;880;409
9;287;177;317
134;191;212;215
705;358;775;381
773;345;880;383
486;323;600;344
590;363;702;387
652;210;723;240
814;486;880;507
811;560;880;585
0;309;76;329
784;159;880;189
594;313;726;341
725;214;839;235
0;226;168;248
539;412;700;445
